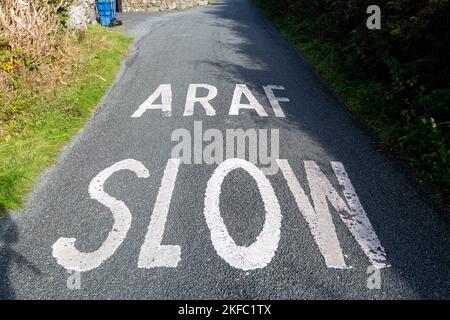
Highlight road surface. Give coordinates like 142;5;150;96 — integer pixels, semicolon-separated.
0;0;449;299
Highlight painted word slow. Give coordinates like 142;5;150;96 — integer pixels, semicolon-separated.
52;158;389;273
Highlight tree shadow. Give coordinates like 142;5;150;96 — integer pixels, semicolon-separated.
192;0;450;299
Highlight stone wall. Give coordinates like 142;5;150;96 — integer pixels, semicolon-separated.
67;0;97;30
66;0;208;30
124;0;208;13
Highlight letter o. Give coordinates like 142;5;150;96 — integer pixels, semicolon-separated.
204;158;282;270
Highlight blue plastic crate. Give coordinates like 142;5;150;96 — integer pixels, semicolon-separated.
96;1;116;27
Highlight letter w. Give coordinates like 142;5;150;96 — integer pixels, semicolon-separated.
277;160;389;269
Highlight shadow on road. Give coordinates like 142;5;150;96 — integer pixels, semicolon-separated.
0;217;41;299
194;0;450;299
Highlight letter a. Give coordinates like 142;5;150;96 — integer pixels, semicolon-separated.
131;84;172;117
229;84;268;117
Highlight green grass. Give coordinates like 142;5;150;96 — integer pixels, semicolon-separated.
0;26;133;215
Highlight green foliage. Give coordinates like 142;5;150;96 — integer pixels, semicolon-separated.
254;0;450;202
0;26;133;212
54;0;71;28
0;50;21;74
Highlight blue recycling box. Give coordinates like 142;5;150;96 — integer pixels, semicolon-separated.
96;1;116;27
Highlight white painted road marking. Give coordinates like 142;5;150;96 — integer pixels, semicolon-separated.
278;159;347;268
229;84;269;117
52;159;389;272
131;84;172;117
262;85;289;118
138;159;181;268
131;83;289;118
52;159;150;272
204;158;282;270
279;159;389;268
331;162;389;268
183;84;217;116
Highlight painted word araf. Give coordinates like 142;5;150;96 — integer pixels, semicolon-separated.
131;84;290;117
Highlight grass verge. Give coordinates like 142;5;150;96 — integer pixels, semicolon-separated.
0;25;132;215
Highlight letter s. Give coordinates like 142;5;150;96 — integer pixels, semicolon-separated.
52;159;150;272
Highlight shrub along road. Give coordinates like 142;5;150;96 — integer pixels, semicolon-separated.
0;26;132;213
0;0;449;299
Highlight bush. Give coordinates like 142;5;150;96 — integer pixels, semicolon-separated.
0;0;69;63
254;0;449;201
0;0;71;137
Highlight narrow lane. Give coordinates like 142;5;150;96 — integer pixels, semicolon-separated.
1;0;449;299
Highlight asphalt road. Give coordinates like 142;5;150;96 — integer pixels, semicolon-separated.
1;0;449;299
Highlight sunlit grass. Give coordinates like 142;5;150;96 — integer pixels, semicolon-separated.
0;25;132;214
